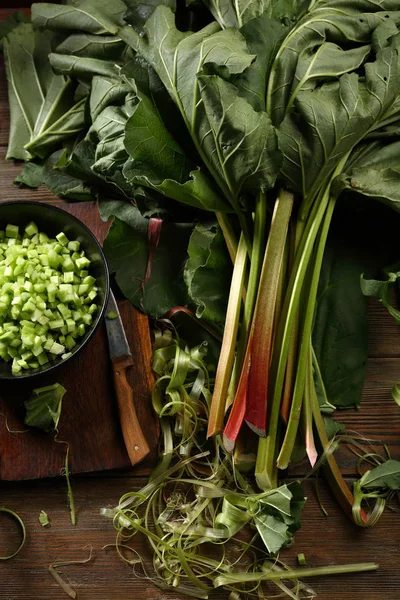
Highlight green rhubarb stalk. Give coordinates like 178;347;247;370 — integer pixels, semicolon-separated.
207;234;248;437
226;192;267;410
255;188;329;489
277;194;336;469
246;189;294;436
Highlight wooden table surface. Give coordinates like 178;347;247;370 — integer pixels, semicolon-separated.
1;7;400;600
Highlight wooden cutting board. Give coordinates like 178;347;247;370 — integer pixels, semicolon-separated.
0;201;158;480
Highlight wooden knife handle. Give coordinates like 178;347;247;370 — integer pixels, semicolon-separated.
112;356;150;465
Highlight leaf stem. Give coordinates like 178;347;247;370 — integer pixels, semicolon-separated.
207;234;248;437
246;189;294;437
277;194;336;469
214;562;379;587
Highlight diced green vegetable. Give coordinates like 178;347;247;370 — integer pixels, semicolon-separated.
0;221;99;375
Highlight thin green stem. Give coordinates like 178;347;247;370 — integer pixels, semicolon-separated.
216;212;238;263
207;235;248;437
215;562;379;587
277;194;336;469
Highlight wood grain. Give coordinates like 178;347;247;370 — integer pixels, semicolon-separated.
1;7;400;600
0;202;159;480
1;476;400;600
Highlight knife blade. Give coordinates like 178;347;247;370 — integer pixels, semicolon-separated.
105;290;150;465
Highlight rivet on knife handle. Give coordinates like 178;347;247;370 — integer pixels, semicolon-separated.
112;355;150;464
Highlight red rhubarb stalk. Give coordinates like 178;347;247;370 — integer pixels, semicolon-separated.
245;189;294;436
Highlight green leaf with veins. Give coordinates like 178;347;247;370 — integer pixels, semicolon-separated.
198;74;281;195
278;35;400;202
103;212;192;317
360;459;400;490
200;0;307;29
124;0;176;31
313;218;369;410
286;43;371;115
31;0;127;34
254;513;289;554
3;24;47;159
24;383;66;432
122;87;231;212
49;53;120;80
43;150;94;201
234;13;290;111
252;482;305;554
184;223;232;322
336;141;400;213
90;76;132;121
14;162;45;188
119;6;255;200
26;96;88;159
3;23;88;160
311;0;400;11
55;33;127;60
267;10;400;126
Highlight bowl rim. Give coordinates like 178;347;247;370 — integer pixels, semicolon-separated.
0;200;110;380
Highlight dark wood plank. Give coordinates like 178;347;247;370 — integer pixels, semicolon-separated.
1;476;399;600
0;202;158;480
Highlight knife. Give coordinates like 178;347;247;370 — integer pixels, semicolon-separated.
104;290;150;465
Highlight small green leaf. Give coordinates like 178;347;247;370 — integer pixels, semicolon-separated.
254;512;289;555
39;510;51;527
14;162;45;188
323;417;346;440
391;382;400;407
24;383;66;432
360;459;400;490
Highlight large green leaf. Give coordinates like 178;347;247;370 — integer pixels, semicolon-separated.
3;24;47;159
3;23;88;160
55;33;127;60
313;224;369;410
234;13;290;112
267;10;400;126
122;83;232;212
200;0;307;29
278;34;400;202
31;0;127;34
198;74;281;195
336;141;400;213
119;6;255;201
103;210;192;317
184;223;232;322
313;194;400;410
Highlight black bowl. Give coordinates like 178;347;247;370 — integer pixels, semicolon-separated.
0;201;110;380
